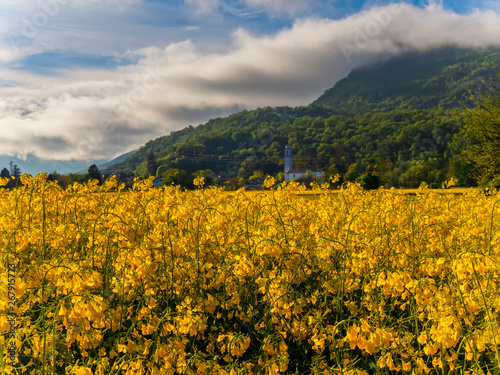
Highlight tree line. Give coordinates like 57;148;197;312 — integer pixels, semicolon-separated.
1;164;21;188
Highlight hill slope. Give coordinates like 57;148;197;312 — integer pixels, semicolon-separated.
313;47;500;112
106;106;348;176
106;47;500;187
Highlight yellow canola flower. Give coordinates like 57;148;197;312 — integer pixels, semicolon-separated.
344;324;361;349
4;174;500;374
193;176;205;188
72;367;93;375
263;176;276;189
417;331;427;345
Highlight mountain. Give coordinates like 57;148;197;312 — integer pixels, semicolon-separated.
0;154;50;176
105;46;500;188
313;47;500;112
0;150;136;176
75;150;137;175
0;154;93;176
105;106;349;176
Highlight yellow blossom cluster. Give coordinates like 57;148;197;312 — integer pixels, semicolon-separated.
1;175;500;374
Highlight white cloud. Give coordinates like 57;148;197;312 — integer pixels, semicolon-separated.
185;0;221;15
245;0;320;16
181;26;201;31
1;3;500;171
184;0;321;16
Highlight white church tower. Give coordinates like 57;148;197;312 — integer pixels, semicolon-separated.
284;145;293;175
284;144;325;182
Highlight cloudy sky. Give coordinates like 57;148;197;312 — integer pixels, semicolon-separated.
1;0;500;174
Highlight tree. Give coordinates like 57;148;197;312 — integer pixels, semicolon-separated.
458;70;500;186
48;171;65;188
11;164;21;178
1;168;9;178
193;169;217;186
249;170;265;181
448;155;476;187
69;173;81;185
356;172;380;190
226;177;244;190
344;163;360;182
88;164;103;184
147;151;159;177
161;168;189;188
398;164;443;188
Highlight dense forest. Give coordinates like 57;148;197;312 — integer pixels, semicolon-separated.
313;47;499;111
105;47;500;188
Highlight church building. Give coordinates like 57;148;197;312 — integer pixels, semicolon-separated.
284;145;324;182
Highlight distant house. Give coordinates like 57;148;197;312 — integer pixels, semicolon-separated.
284;145;324;181
153;176;163;187
245;179;263;190
285;169;324;181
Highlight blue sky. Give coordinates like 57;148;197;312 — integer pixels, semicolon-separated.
1;0;500;174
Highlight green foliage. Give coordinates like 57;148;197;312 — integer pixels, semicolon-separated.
447;154;476;187
457;69;500;187
249;170;265;180
47;171;67;188
106;106;346;177
161;168;190;188
226;177;245;190
68;173;81;185
146;151;159;176
344;163;360;182
84;164;103;184
356;173;380;190
398;163;444;188
192;169;218;187
314;47;500;112
11;164;21;178
111;108;461;187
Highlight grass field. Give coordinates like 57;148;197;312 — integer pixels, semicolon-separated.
1;175;499;374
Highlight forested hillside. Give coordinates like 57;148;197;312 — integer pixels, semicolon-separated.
106;106;347;176
313;47;500;111
105;47;500;188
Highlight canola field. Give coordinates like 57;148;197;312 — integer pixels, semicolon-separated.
1;175;500;374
